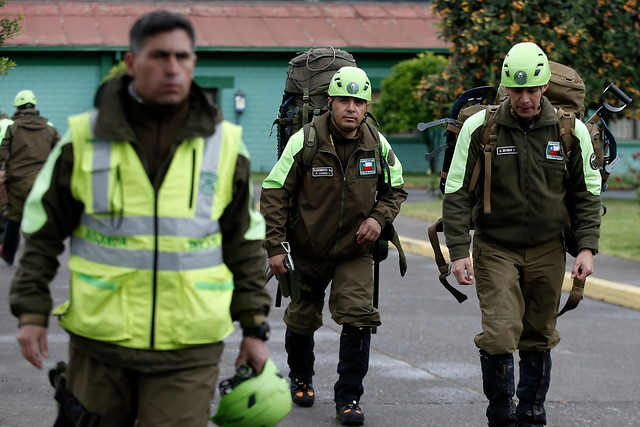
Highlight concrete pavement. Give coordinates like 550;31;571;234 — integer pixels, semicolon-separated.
1;204;639;426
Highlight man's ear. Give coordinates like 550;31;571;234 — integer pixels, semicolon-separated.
124;52;136;78
327;96;333;111
541;83;549;93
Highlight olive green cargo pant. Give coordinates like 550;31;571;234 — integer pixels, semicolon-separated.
65;340;223;427
283;253;380;335
472;233;565;355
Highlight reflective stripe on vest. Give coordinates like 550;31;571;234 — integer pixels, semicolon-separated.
70;112;224;270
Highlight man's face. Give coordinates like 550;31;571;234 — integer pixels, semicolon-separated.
329;96;369;135
125;29;196;105
506;84;548;121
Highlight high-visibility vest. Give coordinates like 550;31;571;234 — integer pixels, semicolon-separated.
54;111;242;350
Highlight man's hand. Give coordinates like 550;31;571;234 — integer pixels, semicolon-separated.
356;218;381;245
236;337;269;374
571;249;594;281
452;257;474;285
268;254;287;276
16;325;48;369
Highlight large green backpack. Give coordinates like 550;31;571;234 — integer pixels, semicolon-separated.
271;47;356;158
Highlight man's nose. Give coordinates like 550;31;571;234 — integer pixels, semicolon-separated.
165;55;180;73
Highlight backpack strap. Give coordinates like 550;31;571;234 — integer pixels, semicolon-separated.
468;105;499;213
556;108;576;181
364;122;393;197
300;122;319;175
427;218;468;303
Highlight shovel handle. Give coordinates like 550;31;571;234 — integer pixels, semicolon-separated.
587;83;633;124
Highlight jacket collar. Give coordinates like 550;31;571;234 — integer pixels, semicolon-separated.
93;73;222;142
495;96;559;130
313;112;377;151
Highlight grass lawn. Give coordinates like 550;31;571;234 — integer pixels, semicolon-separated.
253;172;639;260
400;197;640;261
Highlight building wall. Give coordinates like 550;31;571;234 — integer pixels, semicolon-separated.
1;54;102;136
2;51;637;178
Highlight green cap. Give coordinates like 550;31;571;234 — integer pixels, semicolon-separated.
501;42;550;88
211;358;292;427
328;66;372;102
14;90;37;107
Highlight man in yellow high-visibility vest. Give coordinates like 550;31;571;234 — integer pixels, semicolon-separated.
10;10;278;426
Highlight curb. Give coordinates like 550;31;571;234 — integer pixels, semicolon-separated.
398;235;640;311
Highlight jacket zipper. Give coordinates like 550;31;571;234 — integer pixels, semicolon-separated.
332;151;346;258
149;120;161;349
189;148;196;209
523;128;530;246
330;146;375;257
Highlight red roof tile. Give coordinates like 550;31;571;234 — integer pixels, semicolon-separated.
3;1;448;51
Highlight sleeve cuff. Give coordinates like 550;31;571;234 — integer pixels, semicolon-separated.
369;212;385;229
237;313;267;330
19;313;49;328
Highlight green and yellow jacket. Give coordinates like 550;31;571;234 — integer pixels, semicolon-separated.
443;97;601;261
261;112;407;260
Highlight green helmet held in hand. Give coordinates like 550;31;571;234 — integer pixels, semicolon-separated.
328;66;372;102
14;90;37;107
501;42;551;88
211;358;292;427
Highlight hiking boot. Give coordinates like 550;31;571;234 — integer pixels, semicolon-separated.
290;378;314;407
336;401;364;426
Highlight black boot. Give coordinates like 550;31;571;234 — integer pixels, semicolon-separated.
334;325;370;425
285;328;315;407
480;350;516;427
516;350;551;426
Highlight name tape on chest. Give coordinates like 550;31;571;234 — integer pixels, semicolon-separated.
496;146;517;156
312;167;333;177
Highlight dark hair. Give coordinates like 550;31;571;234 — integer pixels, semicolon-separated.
129;11;195;54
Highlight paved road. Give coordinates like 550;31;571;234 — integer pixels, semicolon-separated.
1;220;639;426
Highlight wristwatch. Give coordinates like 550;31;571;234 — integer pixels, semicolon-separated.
243;322;270;341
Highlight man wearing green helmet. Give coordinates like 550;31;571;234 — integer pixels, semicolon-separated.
261;66;407;426
0;90;60;265
442;42;601;426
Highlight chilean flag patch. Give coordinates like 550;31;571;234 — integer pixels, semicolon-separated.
546;141;563;161
359;158;376;175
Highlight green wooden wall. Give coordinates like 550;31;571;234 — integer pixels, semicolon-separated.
2;51;637;177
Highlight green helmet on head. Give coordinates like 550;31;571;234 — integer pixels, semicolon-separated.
211;358;292;427
328;66;372;102
501;42;551;88
14;90;37;107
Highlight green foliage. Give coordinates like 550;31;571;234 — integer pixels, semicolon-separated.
419;0;640;119
373;52;447;134
0;1;22;77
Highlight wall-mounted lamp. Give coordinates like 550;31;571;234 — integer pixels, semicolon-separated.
234;90;246;115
